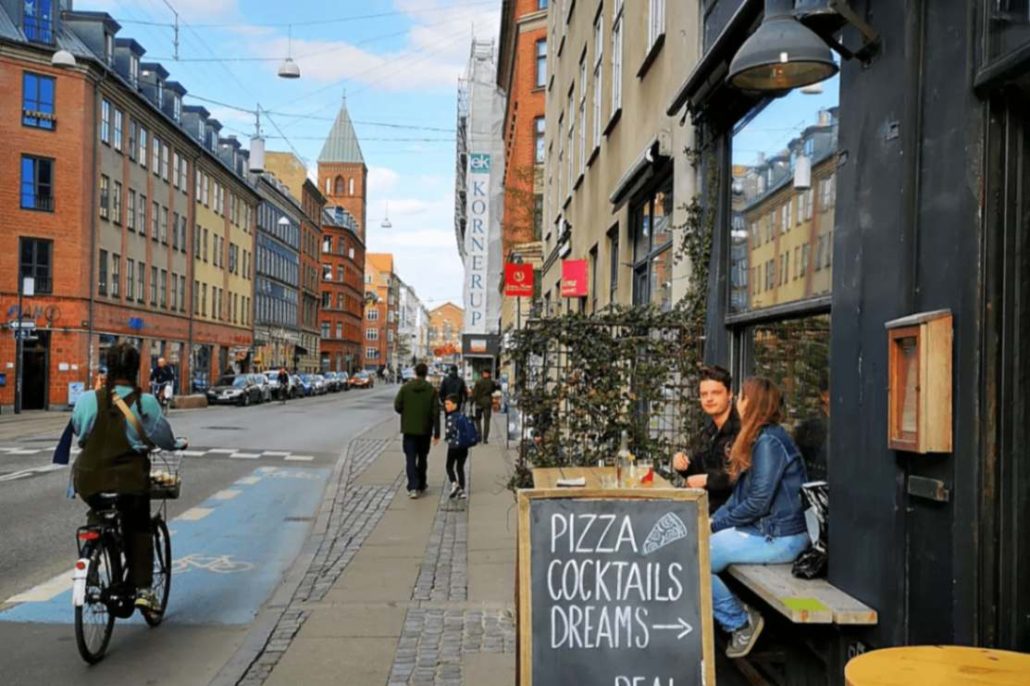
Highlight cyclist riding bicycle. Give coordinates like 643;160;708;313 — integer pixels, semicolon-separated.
277;367;290;400
151;357;175;407
72;343;185;612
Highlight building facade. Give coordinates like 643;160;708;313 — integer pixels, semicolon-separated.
540;0;697;316
396;280;430;366
497;0;548;334
363;253;398;372
264;151;326;373
316;102;367;374
428;302;463;363
671;0;1030;676
0;6;258;409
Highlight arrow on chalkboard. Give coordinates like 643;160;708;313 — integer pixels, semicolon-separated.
652;618;694;639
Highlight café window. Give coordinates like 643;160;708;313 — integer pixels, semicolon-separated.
728;74;840;482
630;175;673;311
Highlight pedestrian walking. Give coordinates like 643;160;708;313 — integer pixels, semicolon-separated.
471;369;500;444
394;363;441;499
439;365;469;413
443;394;478;499
709;377;809;659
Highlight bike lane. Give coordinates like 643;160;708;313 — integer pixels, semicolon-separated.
0;465;328;626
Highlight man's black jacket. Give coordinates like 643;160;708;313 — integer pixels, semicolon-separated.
678;407;740;514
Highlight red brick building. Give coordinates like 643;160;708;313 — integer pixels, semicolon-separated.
497;0;548;334
318;101;367;373
0;10;259;409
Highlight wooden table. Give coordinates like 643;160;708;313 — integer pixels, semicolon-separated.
845;646;1030;685
531;466;675;490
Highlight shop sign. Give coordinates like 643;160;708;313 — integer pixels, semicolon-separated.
505;263;535;297
561;259;589;298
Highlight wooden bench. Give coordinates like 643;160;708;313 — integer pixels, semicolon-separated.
727;564;878;626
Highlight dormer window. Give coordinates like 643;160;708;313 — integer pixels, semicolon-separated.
173;96;181;122
23;0;54;44
197;120;204;139
105;34;114;64
129;56;139;87
156;81;163;105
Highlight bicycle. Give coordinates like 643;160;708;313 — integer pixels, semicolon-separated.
72;449;182;664
151;381;173;416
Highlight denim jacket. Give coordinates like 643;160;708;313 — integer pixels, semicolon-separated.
711;424;808;538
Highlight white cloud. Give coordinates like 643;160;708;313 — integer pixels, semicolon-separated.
368;167;400;195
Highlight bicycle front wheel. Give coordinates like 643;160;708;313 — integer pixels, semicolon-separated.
74;542;115;664
142;517;171;627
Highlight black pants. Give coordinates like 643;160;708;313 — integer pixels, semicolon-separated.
403;434;431;492
84;493;153;589
446;446;469;490
476;405;492;442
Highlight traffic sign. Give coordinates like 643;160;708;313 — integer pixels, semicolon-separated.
9;320;36;330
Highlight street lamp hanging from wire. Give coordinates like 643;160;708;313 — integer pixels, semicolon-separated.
278;25;301;79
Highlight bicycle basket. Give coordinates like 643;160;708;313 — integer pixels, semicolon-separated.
149;450;182;499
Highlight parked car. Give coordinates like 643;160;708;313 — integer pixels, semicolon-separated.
248;374;273;403
292;374;312;397
300;374;323;395
207;375;263;406
264;371;296;399
350;371;374;389
323;372;342;392
313;374;330;394
337;371;350;391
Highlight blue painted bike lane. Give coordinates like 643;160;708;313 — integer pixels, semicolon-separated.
0;465;329;626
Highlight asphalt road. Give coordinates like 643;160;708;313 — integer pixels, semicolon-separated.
0;384;398;685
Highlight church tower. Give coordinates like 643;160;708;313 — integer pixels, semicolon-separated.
318;98;367;242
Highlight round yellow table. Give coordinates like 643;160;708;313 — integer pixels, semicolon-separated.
846;646;1030;685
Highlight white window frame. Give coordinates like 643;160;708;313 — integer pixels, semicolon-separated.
592;10;604;150
578;54;587;174
612;3;624;114
648;0;665;48
113;108;123;151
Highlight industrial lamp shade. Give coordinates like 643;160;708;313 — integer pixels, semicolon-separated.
728;0;838;91
277;57;301;79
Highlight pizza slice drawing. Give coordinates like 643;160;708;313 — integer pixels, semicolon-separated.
642;512;689;555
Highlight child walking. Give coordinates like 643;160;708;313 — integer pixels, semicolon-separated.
444;394;477;499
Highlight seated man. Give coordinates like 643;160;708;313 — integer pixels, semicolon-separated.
673;365;740;514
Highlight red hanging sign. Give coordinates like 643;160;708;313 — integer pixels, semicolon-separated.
504;263;534;297
561;259;589;298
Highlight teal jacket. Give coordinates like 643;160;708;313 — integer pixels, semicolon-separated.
394;379;441;438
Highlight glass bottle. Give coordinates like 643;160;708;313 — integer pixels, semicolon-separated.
616;431;630;488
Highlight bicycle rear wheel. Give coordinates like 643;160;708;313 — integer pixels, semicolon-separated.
142;517;171;626
74;542;116;664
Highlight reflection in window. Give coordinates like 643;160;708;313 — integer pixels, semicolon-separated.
750;314;830;481
988;1;1030;61
631;176;673;310
730;80;839;314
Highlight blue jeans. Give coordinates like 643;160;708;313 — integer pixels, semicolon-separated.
710;528;809;632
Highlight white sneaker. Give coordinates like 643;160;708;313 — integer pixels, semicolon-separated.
449;482;460;498
458;490;467;499
408;490;418;499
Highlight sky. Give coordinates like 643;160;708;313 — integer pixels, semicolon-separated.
83;0;500;310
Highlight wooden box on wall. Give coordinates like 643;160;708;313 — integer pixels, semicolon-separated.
884;310;953;453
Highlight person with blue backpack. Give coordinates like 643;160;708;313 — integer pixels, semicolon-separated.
444;394;478;499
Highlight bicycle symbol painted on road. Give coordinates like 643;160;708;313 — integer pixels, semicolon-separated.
170;554;255;575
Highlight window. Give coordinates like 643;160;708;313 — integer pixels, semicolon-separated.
160;207;168;244
589;245;599;313
538;0;548;7
201;283;207;316
128;120;137;160
612;3;624;113
648;0;666;47
578;54;587;174
321;322;331;338
535;39;547;87
607;226;619;305
113;108;123;151
367;347;379;361
151;136;160;175
19;238;52;294
100;99;111;144
567;90;575;186
99;175;110;220
138;127;147;167
366;328;379;341
22;72;55;130
20;155;53;211
535;117;546;164
152;201;159;241
137;194;147;234
334;176;344;195
630;176;673;311
337;266;345;283
136;262;145;303
151;266;158;306
111;254;120;298
112;181;122;224
349;178;355;195
98;249;108;296
203;228;209;262
160;144;169;181
179;276;186;313
323;236;332;253
592;12;604;149
126;259;135;300
367;308;379;321
336;323;343;339
23;0;54;43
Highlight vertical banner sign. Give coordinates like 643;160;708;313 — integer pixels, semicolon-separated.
560;259;589;298
464;153;492;334
517;490;716;686
505;263;535;297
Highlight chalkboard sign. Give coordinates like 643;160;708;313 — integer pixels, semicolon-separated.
518;489;715;686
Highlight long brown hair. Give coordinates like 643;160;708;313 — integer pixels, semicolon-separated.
728;377;783;480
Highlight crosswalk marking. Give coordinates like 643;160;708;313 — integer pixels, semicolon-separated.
230;452;261;459
0;464;66;482
178;507;214;521
261;451;290;457
235;476;262;485
284;455;314;462
212;489;241;500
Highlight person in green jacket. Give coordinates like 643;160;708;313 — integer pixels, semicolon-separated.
394;363;441;498
72;342;186;611
471;369;500;444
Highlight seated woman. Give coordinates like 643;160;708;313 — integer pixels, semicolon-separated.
709;377;809;659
